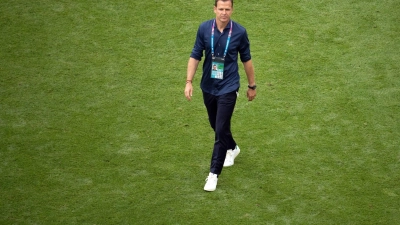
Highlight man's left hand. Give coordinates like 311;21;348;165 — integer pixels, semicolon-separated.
247;89;256;101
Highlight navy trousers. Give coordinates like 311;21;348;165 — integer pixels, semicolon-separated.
203;90;238;175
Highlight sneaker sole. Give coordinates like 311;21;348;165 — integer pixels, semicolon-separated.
204;187;216;192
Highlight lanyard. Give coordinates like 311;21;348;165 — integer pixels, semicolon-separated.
211;20;233;58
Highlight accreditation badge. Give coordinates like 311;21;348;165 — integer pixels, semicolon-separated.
211;57;225;80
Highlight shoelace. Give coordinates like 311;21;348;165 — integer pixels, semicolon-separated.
206;174;217;181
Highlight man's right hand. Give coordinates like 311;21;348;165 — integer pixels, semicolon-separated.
184;82;193;101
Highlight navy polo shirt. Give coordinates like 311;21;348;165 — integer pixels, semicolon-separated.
190;19;251;96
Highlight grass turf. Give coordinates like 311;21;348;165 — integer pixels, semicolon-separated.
1;0;399;224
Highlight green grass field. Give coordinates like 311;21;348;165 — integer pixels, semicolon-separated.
1;0;399;224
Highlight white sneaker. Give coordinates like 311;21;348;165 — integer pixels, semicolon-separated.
223;145;240;167
204;172;218;192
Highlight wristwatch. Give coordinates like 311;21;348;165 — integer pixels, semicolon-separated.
248;85;257;90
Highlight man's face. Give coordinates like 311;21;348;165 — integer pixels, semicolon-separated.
214;1;233;24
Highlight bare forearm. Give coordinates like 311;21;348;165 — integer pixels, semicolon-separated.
187;57;200;81
243;59;255;86
243;59;257;101
184;57;200;101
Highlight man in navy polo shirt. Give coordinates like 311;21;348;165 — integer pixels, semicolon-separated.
184;0;257;192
